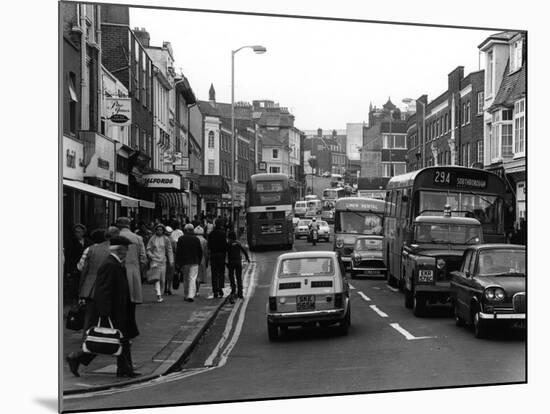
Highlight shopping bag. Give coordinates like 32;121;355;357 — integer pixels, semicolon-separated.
82;317;123;356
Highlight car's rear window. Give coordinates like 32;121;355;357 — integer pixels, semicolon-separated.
319;221;328;227
279;257;334;277
298;220;311;226
296;202;306;208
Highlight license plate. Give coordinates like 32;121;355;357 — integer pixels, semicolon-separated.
296;295;315;311
365;270;380;275
418;270;433;282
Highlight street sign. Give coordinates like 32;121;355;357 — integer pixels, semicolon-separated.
174;157;190;171
258;161;267;171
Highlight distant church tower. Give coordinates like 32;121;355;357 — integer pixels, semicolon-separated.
209;83;216;105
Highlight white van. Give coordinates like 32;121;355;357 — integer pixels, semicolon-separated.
294;201;308;217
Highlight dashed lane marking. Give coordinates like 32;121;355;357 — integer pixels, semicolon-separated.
369;305;389;318
357;291;371;302
386;285;399;292
389;323;434;340
372;286;381;290
348;283;355;290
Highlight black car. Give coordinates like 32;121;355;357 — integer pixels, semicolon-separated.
450;244;526;338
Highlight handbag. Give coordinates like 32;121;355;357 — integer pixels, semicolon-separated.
146;263;160;284
66;302;85;331
82;317;124;356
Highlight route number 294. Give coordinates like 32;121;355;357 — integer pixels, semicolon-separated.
434;171;451;184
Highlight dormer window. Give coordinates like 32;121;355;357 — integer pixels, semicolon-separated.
510;38;523;73
487;50;494;95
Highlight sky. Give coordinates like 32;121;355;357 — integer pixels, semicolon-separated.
129;5;499;132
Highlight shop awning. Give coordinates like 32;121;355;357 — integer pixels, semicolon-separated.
157;192;188;208
63;179;142;208
139;200;155;209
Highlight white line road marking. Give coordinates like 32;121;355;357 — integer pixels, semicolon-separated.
390;323;434;340
348;283;355;290
372;286;381;290
357;291;371;302
369;305;388;318
386;285;399;292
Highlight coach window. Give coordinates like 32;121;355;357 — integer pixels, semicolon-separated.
391;190;398;217
395;190;402;218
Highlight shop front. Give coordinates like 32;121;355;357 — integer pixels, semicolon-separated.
198;175;230;218
142;172;186;223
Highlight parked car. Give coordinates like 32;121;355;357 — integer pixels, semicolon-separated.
292;216;300;228
294;201;307;218
350;236;386;278
266;251;351;341
450;244;526;338
295;219;312;239
307;220;330;242
402;214;483;316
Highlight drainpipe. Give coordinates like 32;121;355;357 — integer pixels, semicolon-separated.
96;5;102;133
80;5;87;129
187;101;196;217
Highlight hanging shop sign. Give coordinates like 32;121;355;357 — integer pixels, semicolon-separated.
142;173;182;190
105;97;131;126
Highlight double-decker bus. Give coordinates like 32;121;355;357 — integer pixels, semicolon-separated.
321;187;345;223
383;166;507;287
334;197;386;266
246;173;295;251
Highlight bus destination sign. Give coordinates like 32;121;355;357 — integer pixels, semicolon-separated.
432;170;487;189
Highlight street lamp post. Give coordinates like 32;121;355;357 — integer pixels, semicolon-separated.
231;45;266;232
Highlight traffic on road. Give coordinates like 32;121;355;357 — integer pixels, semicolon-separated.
65;170;526;412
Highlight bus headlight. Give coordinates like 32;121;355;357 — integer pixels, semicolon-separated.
336;238;344;249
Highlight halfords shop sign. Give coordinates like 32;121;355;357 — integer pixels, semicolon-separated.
142;173;182;190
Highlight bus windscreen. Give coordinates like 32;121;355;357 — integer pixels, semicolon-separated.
336;211;383;235
418;191;502;232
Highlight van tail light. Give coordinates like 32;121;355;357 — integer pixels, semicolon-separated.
334;293;343;308
269;296;277;311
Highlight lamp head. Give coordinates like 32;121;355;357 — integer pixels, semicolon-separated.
252;45;267;54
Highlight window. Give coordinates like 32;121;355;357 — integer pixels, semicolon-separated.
134;40;140;100
462;103;467;126
208;159;215;174
510;38;523;73
208;131;215;148
68;72;78;134
382;163;392;177
477;140;484;163
514;99;525;155
466;101;471;124
502;124;513;158
269;166;280;173
272;149;279;159
466;143;471;167
477;92;484;114
393;163;406;176
444;113;448;134
487;51;493;95
394;135;406;149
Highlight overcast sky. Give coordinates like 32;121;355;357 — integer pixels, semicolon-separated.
130;6;498;131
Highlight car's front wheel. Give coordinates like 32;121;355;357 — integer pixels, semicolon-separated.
267;321;279;342
473;310;487;339
413;292;426;317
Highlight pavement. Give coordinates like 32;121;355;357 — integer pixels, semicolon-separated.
62;274;235;395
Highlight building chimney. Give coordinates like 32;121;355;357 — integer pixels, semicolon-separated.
133;27;150;47
317;128;322;137
332;129;337;138
209;83;216;104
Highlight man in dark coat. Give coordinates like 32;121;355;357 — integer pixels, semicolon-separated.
175;224;203;302
66;236;140;378
208;219;228;298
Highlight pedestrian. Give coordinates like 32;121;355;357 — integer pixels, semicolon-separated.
64;223;92;305
170;220;184;242
205;217;214;237
66;236;141;378
175;224;203;302
192;214;201;228
226;231;250;301
135;221;152;247
77;227;119;309
194;225;209;297
164;226;176;295
146;223;174;302
208;218;228;298
116;217;147;339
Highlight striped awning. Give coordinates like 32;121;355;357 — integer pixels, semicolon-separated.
157;192;188;208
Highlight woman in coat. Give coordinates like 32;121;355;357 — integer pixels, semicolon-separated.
146;223;174;302
194;226;209;297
